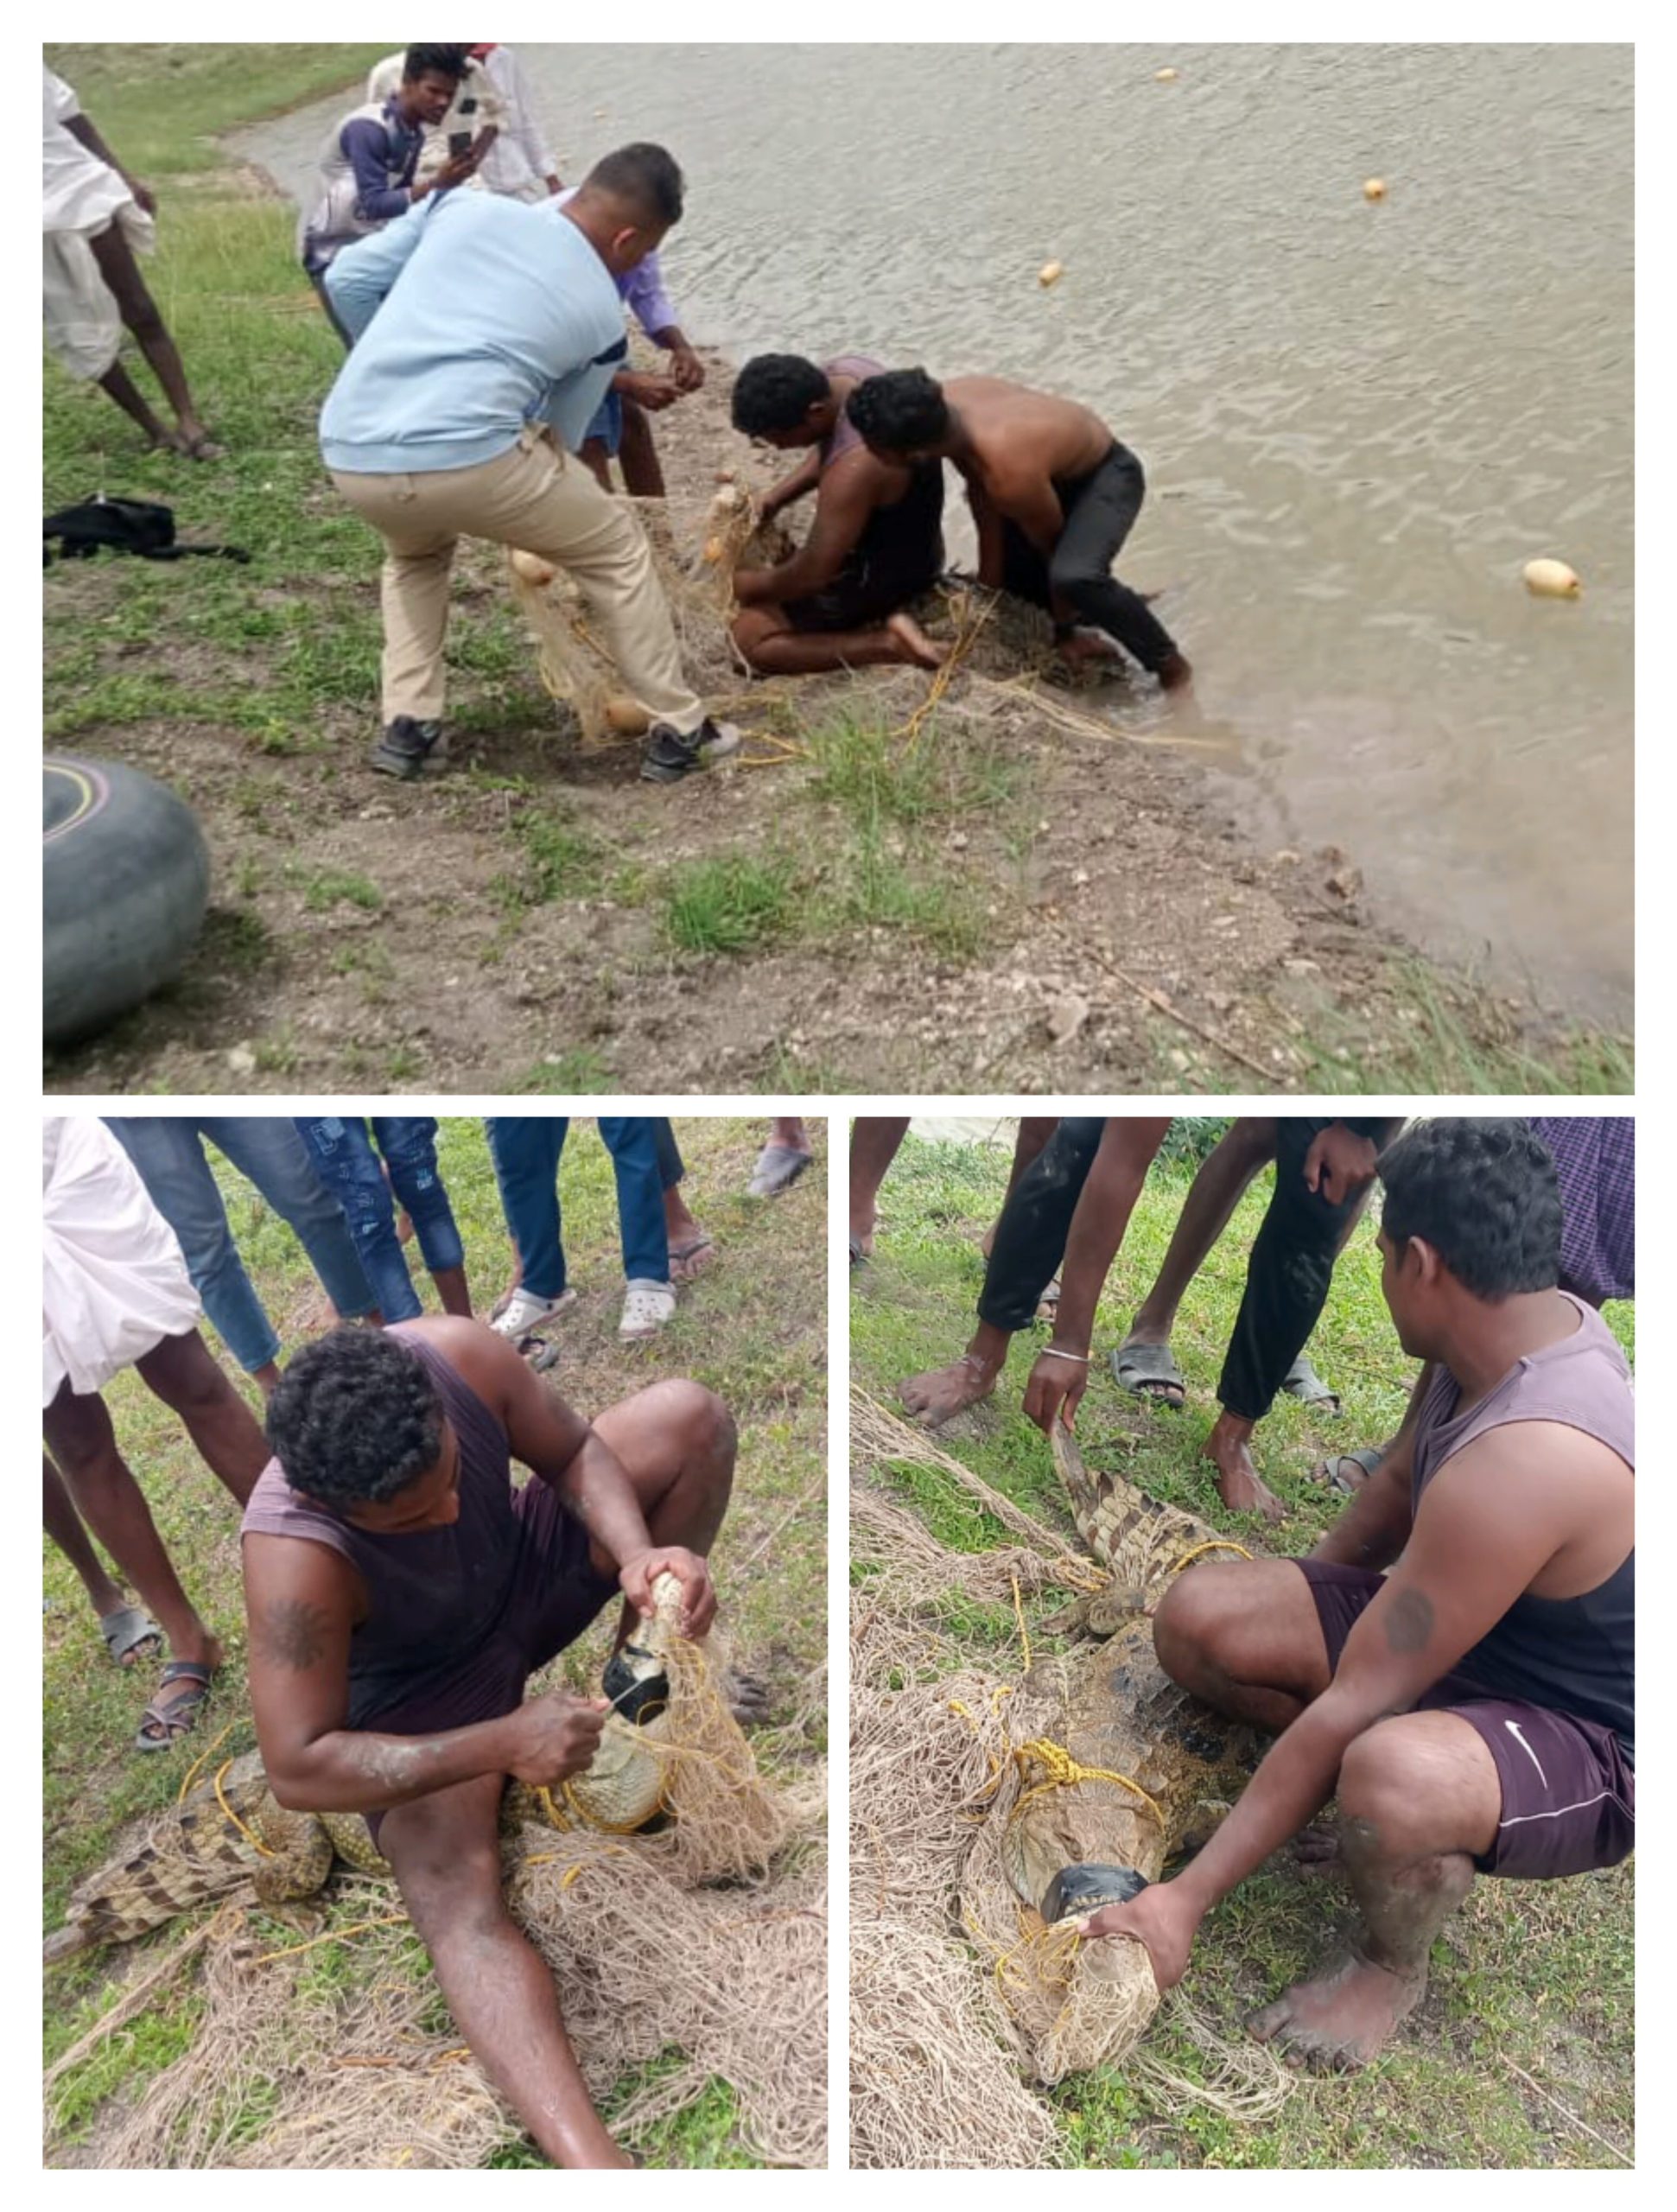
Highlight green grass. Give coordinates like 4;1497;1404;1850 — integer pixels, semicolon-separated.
664;853;798;954
43;1117;827;2169
852;1130;1634;2169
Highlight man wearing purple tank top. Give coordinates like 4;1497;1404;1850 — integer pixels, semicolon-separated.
1076;1119;1633;2071
242;1316;736;2167
727;352;949;673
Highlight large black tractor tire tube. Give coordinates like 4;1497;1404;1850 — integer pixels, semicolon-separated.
44;755;210;1047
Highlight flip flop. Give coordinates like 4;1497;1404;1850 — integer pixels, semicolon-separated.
746;1144;812;1198
670;1233;715;1284
99;1603;162;1668
1036;1276;1062;1323
517;1333;562;1374
135;1658;215;1752
1311;1446;1385;1496
1282;1355;1342;1415
849;1236;867;1268
1110;1339;1187;1409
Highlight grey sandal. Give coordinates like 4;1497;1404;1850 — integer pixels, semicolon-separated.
1282;1354;1341;1414
135;1659;215;1752
747;1144;813;1198
1110;1339;1186;1408
1312;1446;1385;1495
99;1603;162;1668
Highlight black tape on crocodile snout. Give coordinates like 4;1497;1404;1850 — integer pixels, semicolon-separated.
1041;1862;1151;1923
602;1644;670;1727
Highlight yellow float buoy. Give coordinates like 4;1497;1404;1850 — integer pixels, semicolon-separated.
1039;260;1064;288
1363;177;1387;201
1155;67;1178;83
603;696;651;735
510;549;557;588
1522;558;1583;600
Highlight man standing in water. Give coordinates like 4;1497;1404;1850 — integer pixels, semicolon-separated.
1080;1120;1633;2069
848;368;1191;688
727;353;949;673
245;1318;737;2166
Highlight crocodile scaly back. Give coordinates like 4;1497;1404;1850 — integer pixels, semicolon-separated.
1051;1423;1250;1603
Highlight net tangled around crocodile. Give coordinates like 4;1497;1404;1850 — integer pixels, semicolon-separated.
849;1396;1289;2170
45;1579;826;2169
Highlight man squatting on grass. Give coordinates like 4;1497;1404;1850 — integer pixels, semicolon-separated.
244;1317;737;2167
1079;1120;1634;2069
727;353;950;673
319;143;740;786
847;368;1192;689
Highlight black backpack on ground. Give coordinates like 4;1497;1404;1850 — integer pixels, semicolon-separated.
43;495;250;566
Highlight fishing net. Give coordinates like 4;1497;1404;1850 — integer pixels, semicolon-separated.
47;1605;826;2170
851;1397;1289;2168
506;478;793;747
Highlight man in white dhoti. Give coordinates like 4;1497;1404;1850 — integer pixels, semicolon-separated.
41;65;221;457
43;1120;267;1750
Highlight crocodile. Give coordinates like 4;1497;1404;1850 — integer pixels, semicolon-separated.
45;1578;684;1968
969;1427;1264;2082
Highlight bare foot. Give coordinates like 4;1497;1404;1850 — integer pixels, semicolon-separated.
1204;1430;1286;1523
900;1352;1000;1429
1157;651;1195;694
887;611;950;671
1248;1948;1425;2070
1057;628;1124;670
175;421;226;461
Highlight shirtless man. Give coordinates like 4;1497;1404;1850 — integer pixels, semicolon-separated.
1079;1119;1634;2069
245;1317;736;2167
899;1117;1171;1430
847;367;1190;688
728;353;948;674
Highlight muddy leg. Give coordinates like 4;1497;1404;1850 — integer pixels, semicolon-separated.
1249;1713;1496;2069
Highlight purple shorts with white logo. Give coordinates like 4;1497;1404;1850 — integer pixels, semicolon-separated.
1297;1560;1635;1880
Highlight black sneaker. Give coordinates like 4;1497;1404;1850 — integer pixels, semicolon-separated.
370;716;444;780
638;717;742;784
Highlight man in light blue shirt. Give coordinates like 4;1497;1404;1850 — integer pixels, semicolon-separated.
321;143;738;785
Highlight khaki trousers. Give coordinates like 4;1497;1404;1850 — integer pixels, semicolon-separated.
330;429;704;734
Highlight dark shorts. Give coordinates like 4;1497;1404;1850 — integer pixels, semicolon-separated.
784;557;939;633
358;1478;619;1846
1297;1560;1635;1881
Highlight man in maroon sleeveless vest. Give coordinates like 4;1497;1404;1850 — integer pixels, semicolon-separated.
243;1316;736;2166
1077;1118;1633;2069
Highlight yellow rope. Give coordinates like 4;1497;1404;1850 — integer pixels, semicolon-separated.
1169;1540;1254;1574
886;588;996;746
213;1759;276;1859
1008;1738;1165;1830
176;1721;236;1803
253;1912;410;1967
1010;1573;1032;1672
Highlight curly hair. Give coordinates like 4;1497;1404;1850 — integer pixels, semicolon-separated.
1379;1118;1561;1300
845;367;950;454
265;1326;444;1509
731;354;831;436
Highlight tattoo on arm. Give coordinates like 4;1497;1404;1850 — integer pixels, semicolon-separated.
257;1597;330;1670
1383;1586;1435;1656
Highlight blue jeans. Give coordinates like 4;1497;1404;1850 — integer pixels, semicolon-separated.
485;1117;670;1299
103;1116;377;1373
294;1117;464;1325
